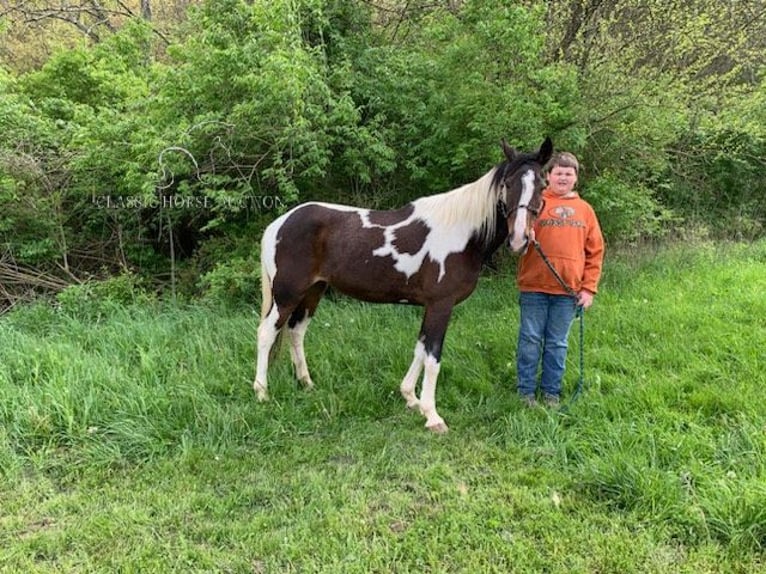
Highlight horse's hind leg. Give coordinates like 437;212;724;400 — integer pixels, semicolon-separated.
254;303;283;401
287;282;327;390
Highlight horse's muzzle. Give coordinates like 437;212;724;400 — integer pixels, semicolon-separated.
507;232;529;254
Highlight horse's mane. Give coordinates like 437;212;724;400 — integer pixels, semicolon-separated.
412;155;536;247
412;169;499;243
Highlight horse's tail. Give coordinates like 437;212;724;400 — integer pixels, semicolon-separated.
259;236;285;361
259;243;273;321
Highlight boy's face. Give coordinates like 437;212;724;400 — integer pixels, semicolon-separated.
547;166;578;196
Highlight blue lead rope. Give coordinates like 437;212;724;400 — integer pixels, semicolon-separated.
565;306;585;411
531;240;586;410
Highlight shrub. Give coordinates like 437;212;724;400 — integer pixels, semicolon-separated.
56;273;156;319
198;257;260;307
583;173;677;243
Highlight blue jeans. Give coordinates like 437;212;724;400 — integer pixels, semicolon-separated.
516;292;578;398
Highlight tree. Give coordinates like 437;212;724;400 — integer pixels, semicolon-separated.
540;0;765;240
0;0;182;70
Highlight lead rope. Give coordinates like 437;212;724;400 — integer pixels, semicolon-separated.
531;240;585;411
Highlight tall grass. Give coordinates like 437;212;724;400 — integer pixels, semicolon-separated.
0;241;764;572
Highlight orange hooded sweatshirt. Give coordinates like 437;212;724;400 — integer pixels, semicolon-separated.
517;189;605;295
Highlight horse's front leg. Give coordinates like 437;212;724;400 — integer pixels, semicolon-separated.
400;340;426;409
417;302;454;434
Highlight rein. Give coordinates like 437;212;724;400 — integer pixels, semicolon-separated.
531;240;586;410
531;240;577;299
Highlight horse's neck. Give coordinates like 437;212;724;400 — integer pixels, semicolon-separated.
481;203;510;257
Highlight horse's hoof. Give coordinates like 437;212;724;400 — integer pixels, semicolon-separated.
299;378;314;391
426;421;449;434
254;385;269;402
406;400;420;410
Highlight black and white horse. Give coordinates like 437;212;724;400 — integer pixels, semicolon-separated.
254;138;553;432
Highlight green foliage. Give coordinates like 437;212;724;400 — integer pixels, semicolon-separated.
0;241;765;569
662;85;766;239
56;273;156;319
1;20;158;271
542;0;765;244
197;256;261;307
0;0;764;305
0;70;64;264
157;0;388;208
19;20;152;117
347;1;579;198
583;173;677;243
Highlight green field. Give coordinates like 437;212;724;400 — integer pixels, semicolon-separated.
1;241;765;573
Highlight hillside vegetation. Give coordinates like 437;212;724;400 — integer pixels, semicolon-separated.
1;0;764;306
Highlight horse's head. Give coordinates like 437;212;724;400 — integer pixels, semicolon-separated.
495;137;553;253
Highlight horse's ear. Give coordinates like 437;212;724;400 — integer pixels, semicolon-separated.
537;136;554;166
501;138;517;162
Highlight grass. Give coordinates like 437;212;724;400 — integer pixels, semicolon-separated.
0;240;765;572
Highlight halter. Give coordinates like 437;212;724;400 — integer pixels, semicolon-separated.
498;177;544;220
498;198;543;219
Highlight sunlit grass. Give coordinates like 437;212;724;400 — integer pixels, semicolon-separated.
0;240;764;572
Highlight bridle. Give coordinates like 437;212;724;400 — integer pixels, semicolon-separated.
497;178;544;254
497;164;544;220
498;195;544;220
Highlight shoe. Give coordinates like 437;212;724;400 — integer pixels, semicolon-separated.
520;394;537;408
543;393;560;408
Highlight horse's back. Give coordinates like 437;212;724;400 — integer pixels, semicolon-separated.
262;200;484;305
263;202;427;302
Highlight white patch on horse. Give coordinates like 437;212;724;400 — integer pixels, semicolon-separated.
261;211;285;285
358;209;375;228
371;215;463;282
509;169;536;252
369;170;499;282
413;218;474;281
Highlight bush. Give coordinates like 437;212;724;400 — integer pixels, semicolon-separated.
583;173;677;243
198;257;260;307
56;273;156;319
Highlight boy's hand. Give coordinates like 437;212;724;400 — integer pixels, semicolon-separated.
577;289;595;309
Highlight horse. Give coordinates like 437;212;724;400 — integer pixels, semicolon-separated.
254;137;553;433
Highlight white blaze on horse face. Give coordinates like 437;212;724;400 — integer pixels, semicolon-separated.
509;169;536;253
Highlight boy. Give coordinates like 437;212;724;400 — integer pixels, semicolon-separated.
516;152;604;407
